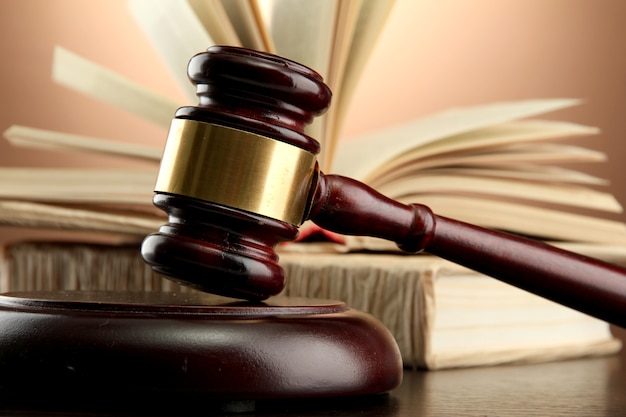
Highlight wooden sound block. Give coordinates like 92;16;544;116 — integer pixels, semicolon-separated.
0;290;402;412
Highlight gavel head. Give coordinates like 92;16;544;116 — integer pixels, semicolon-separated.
141;46;332;300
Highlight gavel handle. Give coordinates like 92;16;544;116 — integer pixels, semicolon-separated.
310;174;626;328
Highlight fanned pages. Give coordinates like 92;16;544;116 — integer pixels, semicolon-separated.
366;119;600;187
186;0;242;47
324;0;397;167
419;166;608;186
317;0;361;169
4;126;162;161
332;99;584;180
380;143;605;180
1;1;625;260
223;0;273;52
0;168;155;205
0;201;161;237
52;46;181;129
127;0;216;102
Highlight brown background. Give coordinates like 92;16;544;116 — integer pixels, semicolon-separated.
0;0;625;243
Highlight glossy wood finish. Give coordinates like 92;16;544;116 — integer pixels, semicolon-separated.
5;335;625;416
142;46;331;300
180;46;329;154
0;291;402;408
312;174;626;328
144;192;299;299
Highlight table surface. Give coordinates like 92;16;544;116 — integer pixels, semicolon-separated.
6;332;626;417
261;343;626;417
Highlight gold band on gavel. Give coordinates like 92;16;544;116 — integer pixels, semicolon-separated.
155;119;318;226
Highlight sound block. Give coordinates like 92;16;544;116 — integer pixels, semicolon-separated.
0;291;402;411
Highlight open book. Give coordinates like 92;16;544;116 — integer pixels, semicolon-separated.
1;0;626;259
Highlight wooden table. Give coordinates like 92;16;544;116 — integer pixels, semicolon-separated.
256;341;626;417
390;348;626;417
5;334;625;416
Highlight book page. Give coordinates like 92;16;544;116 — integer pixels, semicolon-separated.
222;0;272;52
375;173;622;213
364;120;606;185
366;119;599;184
372;143;606;188
0;168;156;205
332;99;583;180
0;201;162;237
374;165;609;187
325;0;397;168
187;0;242;47
52;47;181;129
128;0;215;102
318;0;361;170
4;125;162;161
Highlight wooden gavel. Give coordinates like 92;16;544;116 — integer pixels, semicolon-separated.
141;46;626;328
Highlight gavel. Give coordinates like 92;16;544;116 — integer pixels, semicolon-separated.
141;45;626;328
